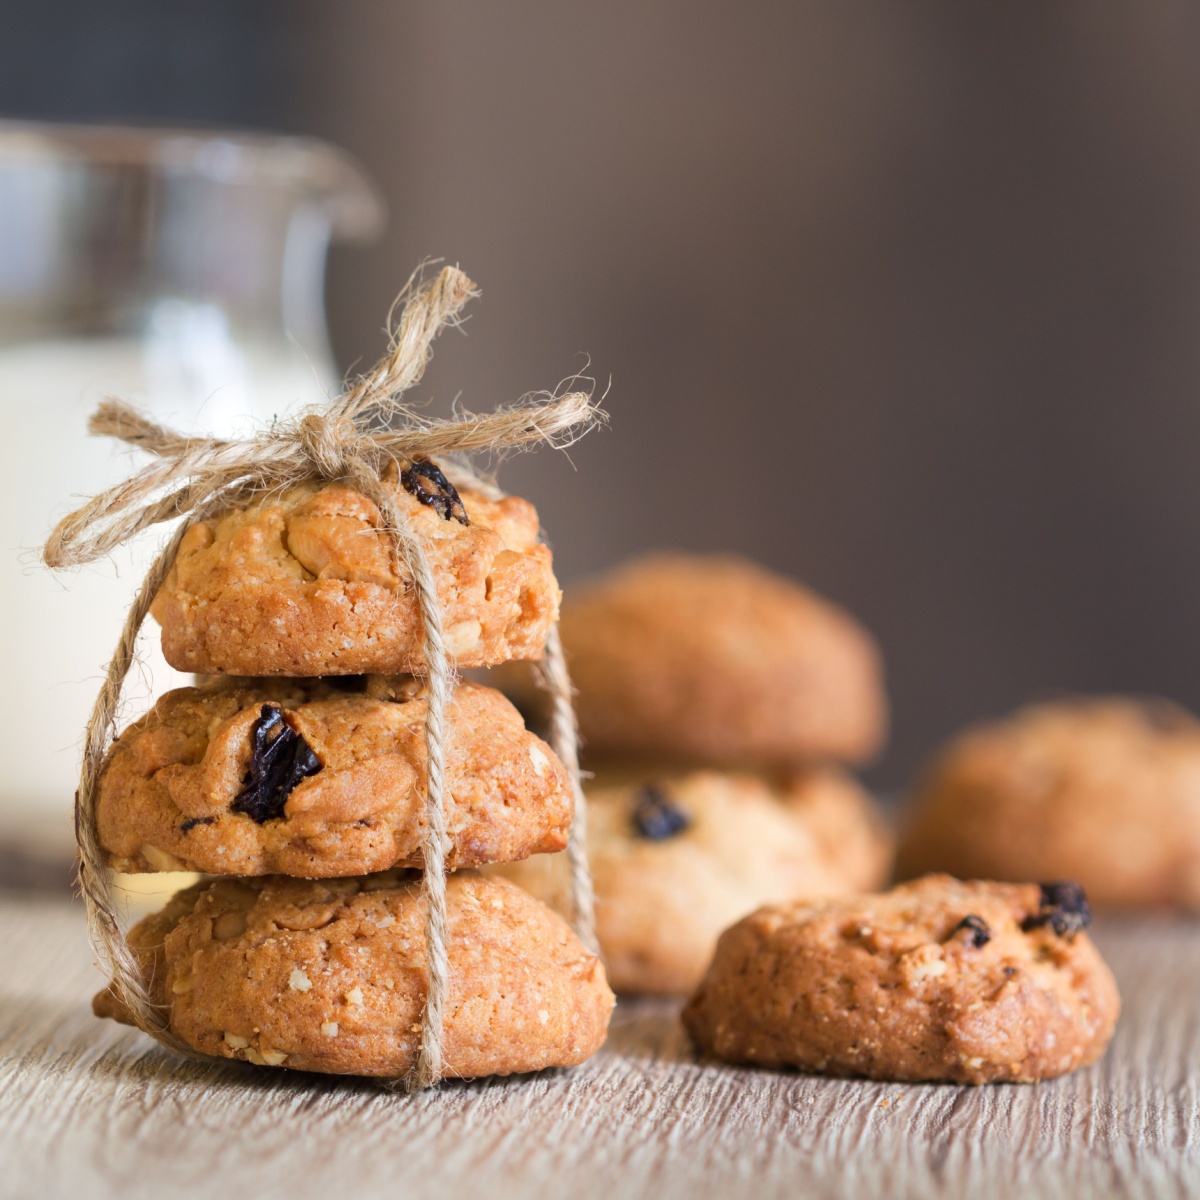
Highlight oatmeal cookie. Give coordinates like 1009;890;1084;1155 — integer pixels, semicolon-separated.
150;470;559;676
897;697;1200;907
781;767;894;894
546;554;886;768
94;872;614;1078
494;767;892;994
682;875;1119;1083
98;676;571;877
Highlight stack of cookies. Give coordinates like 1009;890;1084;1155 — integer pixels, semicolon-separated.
92;469;615;1078
495;553;894;993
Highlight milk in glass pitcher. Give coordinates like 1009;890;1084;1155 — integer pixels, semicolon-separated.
0;121;383;844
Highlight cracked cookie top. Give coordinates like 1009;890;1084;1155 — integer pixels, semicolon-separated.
97;676;573;877
150;472;560;676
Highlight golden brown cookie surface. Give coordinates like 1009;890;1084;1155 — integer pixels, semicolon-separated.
897;697;1200;907
494;768;892;994
94;872;614;1078
98;677;572;877
682;875;1119;1084
555;553;887;768
780;768;894;894
150;475;559;676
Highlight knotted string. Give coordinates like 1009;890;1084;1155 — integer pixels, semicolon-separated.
44;264;601;1088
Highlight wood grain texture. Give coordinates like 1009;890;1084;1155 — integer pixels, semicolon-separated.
0;894;1197;1200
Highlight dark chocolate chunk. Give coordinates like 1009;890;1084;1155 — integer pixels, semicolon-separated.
231;704;322;824
1021;880;1092;938
400;457;469;525
179;816;216;833
949;913;992;948
631;784;691;841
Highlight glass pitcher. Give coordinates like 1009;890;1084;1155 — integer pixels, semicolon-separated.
0;121;383;847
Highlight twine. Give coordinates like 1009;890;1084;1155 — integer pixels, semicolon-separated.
541;625;596;954
43;265;602;1088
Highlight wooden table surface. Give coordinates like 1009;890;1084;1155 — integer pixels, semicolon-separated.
1;892;1198;1200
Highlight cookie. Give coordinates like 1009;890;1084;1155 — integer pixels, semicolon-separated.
781;767;895;894
149;469;559;676
493;767;893;994
94;871;614;1078
682;875;1119;1083
546;554;886;768
98;676;572;877
897;697;1200;907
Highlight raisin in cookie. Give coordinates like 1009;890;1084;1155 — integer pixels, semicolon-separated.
682;875;1119;1083
493;768;892;994
98;676;571;877
897;697;1200;907
94;872;614;1078
150;469;559;676
542;554;886;768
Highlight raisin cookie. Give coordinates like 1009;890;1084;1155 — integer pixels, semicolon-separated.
541;554;886;768
493;768;893;994
98;676;572;877
94;872;614;1078
150;467;559;676
683;875;1119;1083
897;697;1200;907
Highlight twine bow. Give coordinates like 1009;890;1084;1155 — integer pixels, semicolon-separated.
44;265;601;1090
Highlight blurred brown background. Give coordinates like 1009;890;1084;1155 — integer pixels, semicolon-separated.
6;1;1200;788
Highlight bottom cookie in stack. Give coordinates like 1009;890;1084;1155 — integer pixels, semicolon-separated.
493;767;892;994
682;875;1120;1084
94;871;614;1078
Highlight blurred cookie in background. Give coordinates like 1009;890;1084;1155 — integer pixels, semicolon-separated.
781;766;895;893
495;553;888;770
488;551;895;992
897;697;1200;908
493;768;892;994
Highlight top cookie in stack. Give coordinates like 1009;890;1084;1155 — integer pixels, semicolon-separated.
495;552;894;994
92;461;615;1079
151;466;558;676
